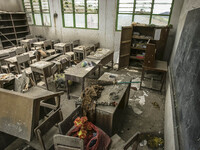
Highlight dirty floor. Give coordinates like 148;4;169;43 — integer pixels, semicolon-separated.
60;68;165;149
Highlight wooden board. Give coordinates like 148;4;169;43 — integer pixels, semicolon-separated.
119;26;133;69
0;88;39;141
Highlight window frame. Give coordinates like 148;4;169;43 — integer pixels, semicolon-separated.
116;0;174;31
61;0;99;30
22;0;51;27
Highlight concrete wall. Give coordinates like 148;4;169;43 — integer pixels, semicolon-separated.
0;0;23;12
170;0;200;65
165;1;200;150
22;0;121;63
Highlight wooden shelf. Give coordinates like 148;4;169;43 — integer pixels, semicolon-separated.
131;47;146;51
0;20;12;22
130;56;144;61
132;35;154;40
0;32;15;36
16;31;29;34
15;25;28;28
2;39;16;43
0;12;29;48
13;19;26;21
0;26;14;29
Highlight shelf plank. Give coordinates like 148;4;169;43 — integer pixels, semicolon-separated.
13;19;26;21
0;32;15;36
16;31;29;34
0;26;14;29
2;39;17;43
0;20;12;21
15;25;28;28
131;47;146;51
130;56;144;61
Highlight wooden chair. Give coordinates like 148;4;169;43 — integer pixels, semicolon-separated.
26;34;34;39
44;40;53;50
53;106;83;150
140;43;167;92
1;51;17;73
16;47;26;55
72;40;80;48
54;134;84;150
27;108;63;150
93;42;100;51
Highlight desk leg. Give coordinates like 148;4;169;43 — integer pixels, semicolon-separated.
111;59;114;68
66;79;70;100
7;63;11;73
160;72;166;92
43;73;49;90
32;72;37;85
15;63;20;74
98;65;101;78
82;78;85;91
140;68;145;90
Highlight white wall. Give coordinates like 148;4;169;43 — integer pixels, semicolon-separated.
0;0;23;12
170;0;200;65
26;0;121;63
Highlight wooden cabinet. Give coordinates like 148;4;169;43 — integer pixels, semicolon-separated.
129;23;170;68
0;12;30;49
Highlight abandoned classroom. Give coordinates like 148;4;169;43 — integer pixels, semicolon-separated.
0;0;199;150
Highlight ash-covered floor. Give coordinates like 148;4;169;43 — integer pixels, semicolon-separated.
60;67;165;149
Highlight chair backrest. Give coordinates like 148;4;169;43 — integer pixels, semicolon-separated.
9;51;16;57
72;40;80;48
94;42;100;51
17;54;30;65
51;64;58;75
26;34;34;39
144;43;156;67
34;108;63;150
54;39;60;44
58;106;82;135
44;40;52;50
54;134;84;150
16;47;26;55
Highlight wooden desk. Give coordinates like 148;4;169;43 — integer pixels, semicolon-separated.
64;58;100;99
73;45;93;61
20;38;37;51
33;41;44;49
140;60;168;92
4;51;36;74
86;48;114;67
0;87;63;141
95;72;132;136
54;42;72;54
31;61;53;90
51;54;71;72
0;47;17;58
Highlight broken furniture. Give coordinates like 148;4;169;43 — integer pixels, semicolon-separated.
50;54;72;73
16;54;33;81
53;106;84;150
20;38;38;51
65;59;100;99
65;58;100;99
130;23;170;68
86;48;114;70
0;73;15;88
26;108;63;150
73;45;93;61
95;72;132;136
1;50;17;73
54;42;71;54
30;60;54;90
140;60;168;92
0;12;30;49
4;51;36;74
0;87;63;142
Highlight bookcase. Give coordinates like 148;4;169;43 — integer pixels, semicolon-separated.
0;12;30;49
129;23;170;68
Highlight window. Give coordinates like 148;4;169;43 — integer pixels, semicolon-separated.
61;0;99;29
116;0;174;30
23;0;51;26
